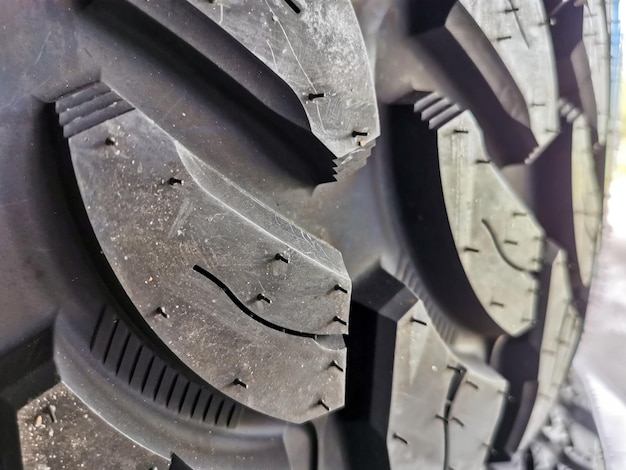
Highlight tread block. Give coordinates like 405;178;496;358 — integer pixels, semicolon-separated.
460;0;560;146
124;0;380;181
346;267;508;469
519;250;582;449
529;114;602;293
583;0;611;145
438;112;545;335
571;115;603;286
490;244;582;456
448;355;508;469
406;2;542;166
57;83;350;423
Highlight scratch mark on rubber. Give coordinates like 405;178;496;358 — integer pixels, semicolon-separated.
34;31;51;66
264;0;313;90
507;0;530;49
266;39;277;70
161;93;186;122
263;0;326;133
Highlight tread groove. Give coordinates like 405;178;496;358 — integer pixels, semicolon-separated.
89;304;107;351
140;356;156;394
128;344;144;385
115;332;132;375
165;374;180;408
102;320;119;365
202;394;215;422
178;380;191;413
153;365;168;400
190;387;203;418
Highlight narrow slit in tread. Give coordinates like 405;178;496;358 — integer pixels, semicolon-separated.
141;356;156;394
166;374;180;407
192;264;324;339
226;402;237;428
214;400;225;425
282;0;301;14
102;320;119;365
481;219;529;272
115;332;132;374
128;344;144;385
202;394;213;421
153;365;168;400
202;394;215;422
178;380;191;413
190;387;203;418
89;304;107;351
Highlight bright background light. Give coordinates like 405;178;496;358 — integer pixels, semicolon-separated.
574;4;626;467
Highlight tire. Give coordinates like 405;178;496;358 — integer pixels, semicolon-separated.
0;0;614;469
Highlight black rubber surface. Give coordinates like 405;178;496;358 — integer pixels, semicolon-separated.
0;0;613;468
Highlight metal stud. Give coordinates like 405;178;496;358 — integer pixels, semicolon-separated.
274;253;289;263
234;378;248;389
318;399;331;411
334;284;348;294
156;306;169;318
